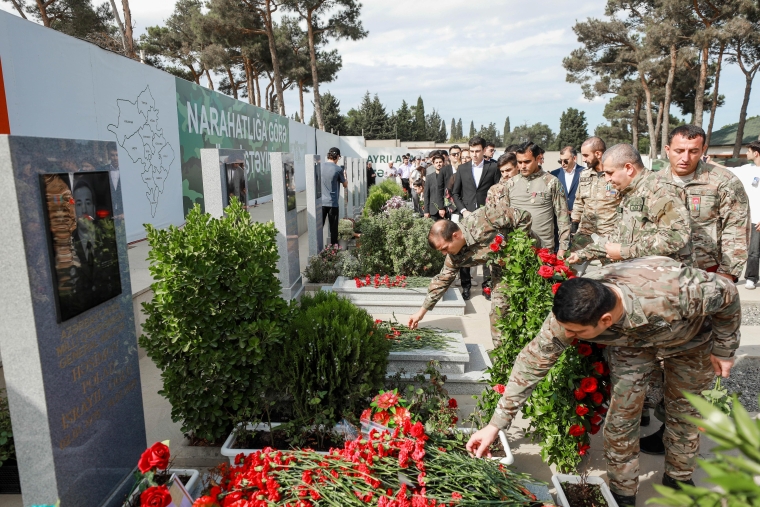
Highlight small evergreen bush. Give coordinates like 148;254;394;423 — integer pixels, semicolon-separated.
282;291;391;426
364;179;404;216
140;199;290;442
304;244;343;283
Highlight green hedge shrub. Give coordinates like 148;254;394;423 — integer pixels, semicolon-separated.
282;291;391;426
364;179;404;216
355;208;444;276
140;199;290;442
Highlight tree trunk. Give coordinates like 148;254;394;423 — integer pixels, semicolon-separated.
226;66;238;99
307;11;325;130
108;0;129;55
35;0;52;27
121;0;135;58
265;80;272;111
254;72;261;107
694;44;708;127
640;74;657;160
661;44;677;154
205;68;215;91
733;72;755;158
298;80;305;123
654;100;664;159
263;0;285;116
632;94;641;150
7;0;28;19
706;41;725;147
244;58;254;105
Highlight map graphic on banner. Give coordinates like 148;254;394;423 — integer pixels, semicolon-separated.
107;86;176;216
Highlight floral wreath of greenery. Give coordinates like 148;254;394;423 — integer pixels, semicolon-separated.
473;230;611;472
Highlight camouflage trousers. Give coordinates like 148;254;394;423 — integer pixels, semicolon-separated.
605;339;714;497
488;266;509;349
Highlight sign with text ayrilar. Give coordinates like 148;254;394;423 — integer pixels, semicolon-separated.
175;78;290;215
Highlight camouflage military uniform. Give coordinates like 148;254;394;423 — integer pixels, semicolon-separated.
502;170;571;251
571;169;695;265
486;177;509;204
422;198;533;347
569;168;621;252
489;257;741;497
655;160;750;276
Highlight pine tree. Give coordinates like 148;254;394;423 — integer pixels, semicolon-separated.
554;107;589;151
468;121;476;138
413;96;426;140
449;118;456;142
457;118;463;140
395;100;414;141
438;119;447;143
309;91;345;134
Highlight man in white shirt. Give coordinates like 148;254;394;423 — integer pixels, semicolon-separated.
719;141;760;288
399;155;413;195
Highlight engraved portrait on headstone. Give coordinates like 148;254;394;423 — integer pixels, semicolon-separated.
285;155;296;212
41;171;122;322
223;161;247;207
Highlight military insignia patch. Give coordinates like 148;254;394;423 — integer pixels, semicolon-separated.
690;196;701;212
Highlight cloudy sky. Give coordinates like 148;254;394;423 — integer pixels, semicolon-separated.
2;0;757;136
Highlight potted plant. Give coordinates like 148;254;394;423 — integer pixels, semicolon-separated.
0;392;19;494
338;218;355;249
552;468;617;507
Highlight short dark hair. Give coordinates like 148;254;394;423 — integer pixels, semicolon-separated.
582;136;606;153
668;125;706;146
515;141;543;158
497;152;517;167
412;179;424;188
468;136;486;149
327;147;341;160
432;153;444;162
505;144;520;154
560;146;577;157
553;278;617;326
427;220;460;249
449;145;461;154
486;142;496;149
747;141;760;156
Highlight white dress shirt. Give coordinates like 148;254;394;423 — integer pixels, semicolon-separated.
563;167;576;190
399;163;412;179
472;159;484;188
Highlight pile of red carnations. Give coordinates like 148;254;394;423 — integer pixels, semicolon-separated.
355;274;408;289
192;422;544;507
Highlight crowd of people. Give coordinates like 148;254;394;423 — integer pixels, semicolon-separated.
401;126;760;506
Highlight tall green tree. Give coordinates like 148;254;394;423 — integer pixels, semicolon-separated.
503;116;511;139
449;118;456;142
477;122;500;146
282;0;366;131
393;100;414;141
456;118;463;140
724;5;760;157
309;91;345;134
426;109;444;141
468;121;476;138
554;107;589;150
438;119;447;143
344;92;390;140
503;122;555;149
412;96;426;141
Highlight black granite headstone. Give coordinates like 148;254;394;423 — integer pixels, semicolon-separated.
0;136;146;506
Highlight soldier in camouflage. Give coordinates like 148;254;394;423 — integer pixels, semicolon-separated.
570;137;620;248
501;142;571;256
566;144;694;267
407;198;533;347
486;152;519;204
639;124;750;454
465;257;739;506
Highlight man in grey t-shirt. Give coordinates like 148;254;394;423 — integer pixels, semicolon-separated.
321;147;347;246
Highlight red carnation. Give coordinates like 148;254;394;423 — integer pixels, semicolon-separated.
592;361;606;375
538;252;557;265
494;235;504;245
591;414;603;425
536;248;550;255
575;405;589;417
493;384;506;394
580;377;598;393
551;282;561;295
591;392;604;404
140;485;172;507
490;242;499;252
573;389;586;401
568;424;586;437
577;343;593;357
554;264;572;276
537;266;555;278
578;443;590;456
483;287;491;296
590;423;601;435
138;442;170;473
448;398;458;409
410;421;425;439
596;406;608;415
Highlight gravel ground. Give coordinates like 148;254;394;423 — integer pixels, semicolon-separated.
720;357;760;412
741;304;760;325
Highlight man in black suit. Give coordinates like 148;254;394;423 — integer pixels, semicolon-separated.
424;153;447;220
451;136;501;300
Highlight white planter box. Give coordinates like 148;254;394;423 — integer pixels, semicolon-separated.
221;422;356;465
552;474;618;507
456;428;514;466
